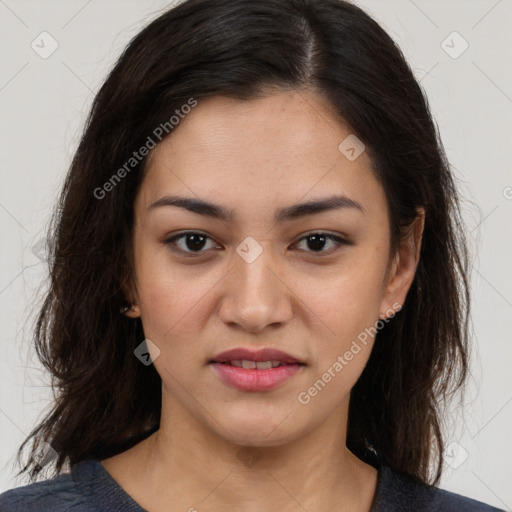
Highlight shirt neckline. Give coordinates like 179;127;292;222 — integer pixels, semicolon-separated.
73;455;387;512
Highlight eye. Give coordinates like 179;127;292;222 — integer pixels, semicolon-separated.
163;231;349;257
293;232;349;255
164;231;221;256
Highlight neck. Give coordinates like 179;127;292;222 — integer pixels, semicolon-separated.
130;389;377;512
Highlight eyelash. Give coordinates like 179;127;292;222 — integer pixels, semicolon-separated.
163;231;349;257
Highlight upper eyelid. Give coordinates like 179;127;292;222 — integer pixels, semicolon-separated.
165;230;346;243
164;230;349;253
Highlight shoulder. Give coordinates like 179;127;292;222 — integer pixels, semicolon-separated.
374;464;506;512
0;461;98;512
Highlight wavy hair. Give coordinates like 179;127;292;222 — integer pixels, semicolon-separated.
15;0;470;486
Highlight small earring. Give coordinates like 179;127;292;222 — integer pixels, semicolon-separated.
120;304;131;314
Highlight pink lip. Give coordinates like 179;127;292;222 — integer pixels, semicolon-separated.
210;347;302;364
209;347;305;392
210;363;303;391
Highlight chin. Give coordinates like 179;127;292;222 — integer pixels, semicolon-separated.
210;411;305;448
222;427;296;448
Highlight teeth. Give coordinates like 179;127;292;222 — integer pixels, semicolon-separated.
256;361;272;370
226;360;286;369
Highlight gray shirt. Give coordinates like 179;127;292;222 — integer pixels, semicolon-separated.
0;459;505;511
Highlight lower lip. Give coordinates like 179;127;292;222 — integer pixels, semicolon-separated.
210;363;303;391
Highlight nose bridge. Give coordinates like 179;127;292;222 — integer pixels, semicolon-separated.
219;236;291;330
233;236;279;305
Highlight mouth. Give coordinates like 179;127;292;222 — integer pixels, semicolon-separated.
209;348;305;391
209;347;305;367
213;360;300;369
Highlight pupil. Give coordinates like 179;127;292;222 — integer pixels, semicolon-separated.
308;234;326;251
187;234;206;251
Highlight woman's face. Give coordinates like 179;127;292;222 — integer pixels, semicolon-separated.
128;89;418;446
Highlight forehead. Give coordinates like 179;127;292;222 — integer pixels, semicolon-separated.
139;90;386;220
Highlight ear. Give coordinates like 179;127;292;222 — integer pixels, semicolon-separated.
120;267;141;319
122;303;141;319
379;208;425;319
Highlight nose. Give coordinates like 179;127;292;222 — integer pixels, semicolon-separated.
218;239;293;333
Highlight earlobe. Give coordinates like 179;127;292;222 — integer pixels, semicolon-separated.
379;303;402;320
120;303;141;318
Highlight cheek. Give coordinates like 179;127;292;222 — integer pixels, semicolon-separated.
135;265;214;389
131;235;206;337
302;257;386;337
137;264;211;341
298;254;386;386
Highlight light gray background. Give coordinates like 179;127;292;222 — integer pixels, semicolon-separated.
1;0;511;509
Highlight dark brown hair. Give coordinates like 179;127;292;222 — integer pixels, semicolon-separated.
16;0;470;486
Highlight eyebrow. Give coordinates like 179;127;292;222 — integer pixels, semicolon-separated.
148;194;364;223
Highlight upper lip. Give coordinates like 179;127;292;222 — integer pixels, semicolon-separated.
210;348;304;364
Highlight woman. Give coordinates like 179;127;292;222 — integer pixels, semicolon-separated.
0;0;504;510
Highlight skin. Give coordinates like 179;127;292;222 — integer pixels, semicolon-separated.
102;89;424;512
